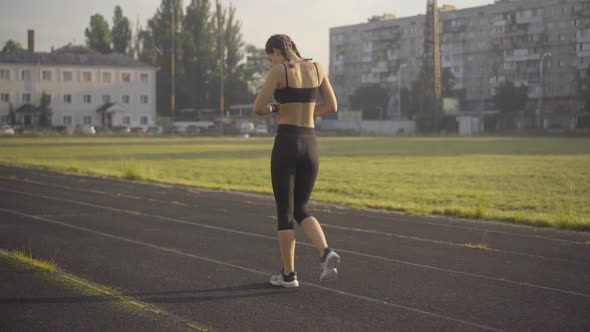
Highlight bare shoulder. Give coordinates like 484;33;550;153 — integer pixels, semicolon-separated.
272;63;287;72
265;63;284;78
313;62;327;81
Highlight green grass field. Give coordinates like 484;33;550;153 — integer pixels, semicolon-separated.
1;136;589;231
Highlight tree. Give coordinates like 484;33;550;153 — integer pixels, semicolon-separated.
493;81;528;113
146;0;184;116
219;3;249;107
38;92;53;127
8;103;17;126
578;65;590;113
135;27;157;64
350;84;390;120
130;19;142;59
85;14;112;54
1;40;25;53
182;0;216;108
399;86;413;119
112;6;132;55
242;45;268;95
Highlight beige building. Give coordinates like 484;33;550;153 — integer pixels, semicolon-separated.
0;32;157;129
330;0;590;116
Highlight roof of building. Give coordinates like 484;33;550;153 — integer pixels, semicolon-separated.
15;104;40;113
0;46;154;69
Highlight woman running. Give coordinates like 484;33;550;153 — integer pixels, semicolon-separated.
253;34;340;288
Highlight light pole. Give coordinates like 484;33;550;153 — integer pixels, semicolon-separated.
216;6;224;136
170;1;176;126
397;64;407;120
537;52;551;129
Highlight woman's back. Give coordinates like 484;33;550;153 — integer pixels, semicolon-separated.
275;61;322;128
252;33;337;125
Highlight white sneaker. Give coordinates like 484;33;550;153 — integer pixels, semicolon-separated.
320;248;341;281
270;271;299;288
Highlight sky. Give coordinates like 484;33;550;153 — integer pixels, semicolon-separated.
0;0;494;66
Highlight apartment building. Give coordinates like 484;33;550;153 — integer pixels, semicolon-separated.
0;31;157;129
330;0;590;115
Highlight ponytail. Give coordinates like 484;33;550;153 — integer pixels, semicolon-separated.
265;34;312;68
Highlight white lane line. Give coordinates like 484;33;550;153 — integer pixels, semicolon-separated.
321;223;590;266
0;207;503;332
1;173;587;246
36;212;117;218
3;175;589;261
1;187;589;300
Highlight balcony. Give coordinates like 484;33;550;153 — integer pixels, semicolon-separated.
385;74;399;83
443;25;467;34
505;49;541;62
528;86;541;99
576;30;590;42
361;73;380;84
371;61;389;73
502;24;530;37
516;14;543;25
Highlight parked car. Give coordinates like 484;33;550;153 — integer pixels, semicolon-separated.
80;125;96;135
130;126;146;133
185;125;201;135
164;125;183;135
111;126;131;133
240;121;255;134
93;126;112;133
147;126;163;135
0;125;15;135
255;124;268;134
52;126;69;134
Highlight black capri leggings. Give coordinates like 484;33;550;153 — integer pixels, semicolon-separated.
271;124;319;231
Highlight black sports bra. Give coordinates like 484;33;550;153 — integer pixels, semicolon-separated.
274;62;320;104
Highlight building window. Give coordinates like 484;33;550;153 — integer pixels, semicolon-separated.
83;72;92;82
83;116;92;125
140;73;149;83
1;115;8;123
528;72;540;84
122;73;131;82
63;71;72;81
122;95;130;104
63;94;72;104
0;69;10;80
83;95;92;104
22;93;31;103
45;94;52;104
42;70;52;81
1;93;9;103
123;116;130;125
140;95;148;104
102;95;111;104
21;70;31;81
63;116;72;125
140;116;148;125
102;72;112;83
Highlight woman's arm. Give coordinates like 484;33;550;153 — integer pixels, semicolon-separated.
253;65;281;116
314;62;338;116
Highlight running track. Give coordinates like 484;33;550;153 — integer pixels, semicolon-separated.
0;165;589;331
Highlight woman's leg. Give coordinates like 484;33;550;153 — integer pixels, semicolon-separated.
300;217;328;257
271;134;298;274
294;134;329;257
278;230;296;274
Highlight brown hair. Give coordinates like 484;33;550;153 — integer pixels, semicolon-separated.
265;34;311;68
